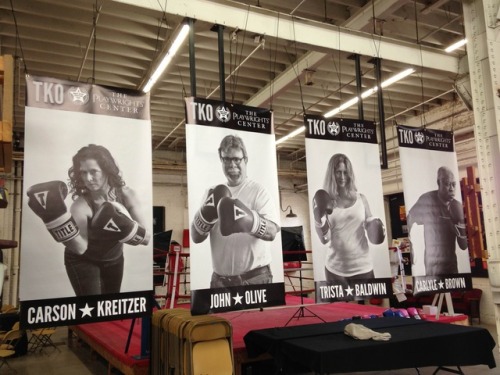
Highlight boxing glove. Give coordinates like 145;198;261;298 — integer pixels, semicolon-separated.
91;202;147;245
27;180;80;243
407;307;421;319
449;200;466;238
193;185;231;235
312;189;333;244
365;217;386;245
217;197;267;238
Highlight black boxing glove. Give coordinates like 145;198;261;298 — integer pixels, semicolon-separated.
27;180;80;243
313;189;334;244
193;185;231;235
91;202;148;245
365;217;386;244
449;200;466;238
217;197;267;238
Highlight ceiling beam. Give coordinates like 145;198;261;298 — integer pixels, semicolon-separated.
112;0;459;74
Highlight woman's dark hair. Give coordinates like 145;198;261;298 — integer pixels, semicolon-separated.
68;144;124;199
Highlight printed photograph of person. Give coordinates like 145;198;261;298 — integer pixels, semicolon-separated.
407;166;468;276
305;138;391;286
312;153;386;289
190;134;280;288
186;120;284;292
27;145;150;296
20;107;152;300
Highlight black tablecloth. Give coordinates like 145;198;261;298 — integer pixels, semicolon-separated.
244;317;496;374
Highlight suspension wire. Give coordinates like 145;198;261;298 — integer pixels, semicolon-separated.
9;0;28;74
269;12;280;110
290;16;306;116
92;0;98;84
230;6;249;103
414;0;426;129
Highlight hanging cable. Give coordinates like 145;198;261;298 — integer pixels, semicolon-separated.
414;0;426;128
291;16;306;116
92;0;98;84
230;7;249;103
9;0;28;74
269;12;280;110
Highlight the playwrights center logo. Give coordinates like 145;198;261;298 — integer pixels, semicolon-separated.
216;105;231;123
68;86;90;105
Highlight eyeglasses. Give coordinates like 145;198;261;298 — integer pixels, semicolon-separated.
221;157;245;165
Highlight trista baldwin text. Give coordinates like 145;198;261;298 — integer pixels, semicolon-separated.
319;282;388;299
26;297;147;324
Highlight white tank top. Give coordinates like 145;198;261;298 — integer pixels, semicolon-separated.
325;194;371;277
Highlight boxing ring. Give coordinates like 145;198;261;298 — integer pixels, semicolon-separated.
66;295;474;374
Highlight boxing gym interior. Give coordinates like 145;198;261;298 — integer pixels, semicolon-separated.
0;0;500;374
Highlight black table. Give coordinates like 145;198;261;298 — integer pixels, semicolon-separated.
244;317;496;374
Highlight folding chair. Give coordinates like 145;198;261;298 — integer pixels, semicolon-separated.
0;328;23;371
0;321;19;341
28;327;60;354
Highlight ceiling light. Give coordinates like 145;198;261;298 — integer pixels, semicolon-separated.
143;23;190;93
276;126;305;145
445;38;467;53
324;67;415;118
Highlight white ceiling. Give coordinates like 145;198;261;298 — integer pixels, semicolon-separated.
0;0;471;183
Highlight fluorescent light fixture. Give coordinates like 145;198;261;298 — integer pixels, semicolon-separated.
324;67;415;118
276;126;306;145
445;38;467;53
143;23;190;93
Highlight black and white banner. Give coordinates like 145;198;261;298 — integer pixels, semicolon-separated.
397;125;472;296
305;116;392;303
20;76;153;328
185;97;285;314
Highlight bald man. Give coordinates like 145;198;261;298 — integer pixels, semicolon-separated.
407;166;468;276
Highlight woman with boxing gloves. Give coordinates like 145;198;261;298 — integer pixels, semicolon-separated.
312;153;385;287
27;144;150;296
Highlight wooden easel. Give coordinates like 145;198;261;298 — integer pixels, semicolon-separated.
432;292;455;319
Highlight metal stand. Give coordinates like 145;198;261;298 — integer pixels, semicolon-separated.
285;266;325;326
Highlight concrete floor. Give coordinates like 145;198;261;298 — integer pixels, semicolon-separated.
2;323;499;374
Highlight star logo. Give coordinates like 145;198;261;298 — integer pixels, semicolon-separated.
233;293;243;305
438;280;445;289
216;106;231;122
345;285;354;296
414;131;425;144
327;121;340;136
69;87;89;104
79;303;94;318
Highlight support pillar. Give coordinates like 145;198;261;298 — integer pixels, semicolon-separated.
463;0;500;342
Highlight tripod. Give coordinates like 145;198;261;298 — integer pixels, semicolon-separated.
285;266;325;326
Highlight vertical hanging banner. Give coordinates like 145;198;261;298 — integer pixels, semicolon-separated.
305;115;392;303
20;76;153;329
397;125;471;296
185;97;285;315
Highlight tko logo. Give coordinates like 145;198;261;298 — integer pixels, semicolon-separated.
190;102;214;122
398;128;425;145
306;118;326;135
32;81;65;104
398;128;414;144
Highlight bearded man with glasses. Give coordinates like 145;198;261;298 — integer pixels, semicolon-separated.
190;134;280;288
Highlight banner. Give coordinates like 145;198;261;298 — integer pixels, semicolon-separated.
185;97;285;314
397;125;472;296
305;116;392;303
20;76;153;328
